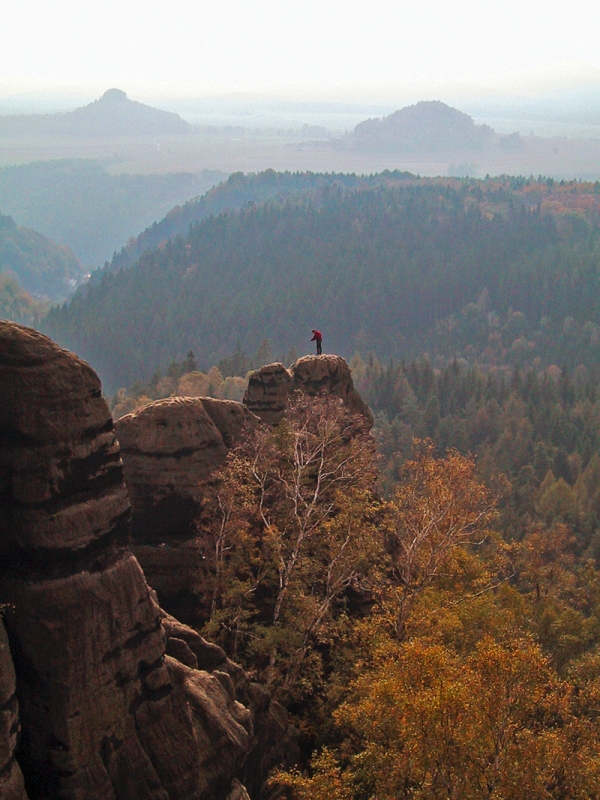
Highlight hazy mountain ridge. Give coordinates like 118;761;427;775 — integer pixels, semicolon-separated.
350;100;495;152
0;88;190;137
3;91;600;181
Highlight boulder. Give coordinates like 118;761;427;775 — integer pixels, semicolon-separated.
0;322;283;800
244;354;373;427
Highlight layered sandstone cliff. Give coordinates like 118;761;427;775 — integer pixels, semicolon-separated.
243;354;373;426
115;397;259;624
0;322;295;800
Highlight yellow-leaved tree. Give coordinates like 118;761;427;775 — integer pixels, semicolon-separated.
382;440;503;640
277;444;600;799
196;393;382;706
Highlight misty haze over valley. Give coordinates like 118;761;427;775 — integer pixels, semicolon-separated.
2;87;600;182
2;86;600;288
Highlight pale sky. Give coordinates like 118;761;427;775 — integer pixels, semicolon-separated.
2;0;599;101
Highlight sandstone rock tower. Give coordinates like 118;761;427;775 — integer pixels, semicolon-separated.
0;322;294;799
243;354;373;426
115;398;259;624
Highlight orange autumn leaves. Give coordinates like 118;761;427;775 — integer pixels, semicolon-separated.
292;636;600;800
275;442;600;799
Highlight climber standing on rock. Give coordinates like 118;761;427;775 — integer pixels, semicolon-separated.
311;329;323;355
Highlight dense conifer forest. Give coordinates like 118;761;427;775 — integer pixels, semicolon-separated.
45;172;600;393
100;169;404;274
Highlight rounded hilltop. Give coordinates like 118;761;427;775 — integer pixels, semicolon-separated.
99;88;128;102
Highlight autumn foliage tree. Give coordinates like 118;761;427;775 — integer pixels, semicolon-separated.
196;393;382;704
383;441;500;639
281;631;600;799
276;442;600;799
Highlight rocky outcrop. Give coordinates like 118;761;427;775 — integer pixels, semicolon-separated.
244;354;373;427
116;397;258;543
0;620;28;800
0;322;294;800
115;397;259;625
162;614;299;798
115;356;372;626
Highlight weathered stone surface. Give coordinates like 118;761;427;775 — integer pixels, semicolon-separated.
116;397;259;544
0;620;28;800
227;778;252;800
129;541;206;625
240;362;293;425
115;397;259;625
0;323;129;561
244;354;373;427
163;613;228;668
0;322;258;800
241;685;299;800
162;615;299;800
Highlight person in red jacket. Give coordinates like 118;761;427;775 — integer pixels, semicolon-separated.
311;329;323;355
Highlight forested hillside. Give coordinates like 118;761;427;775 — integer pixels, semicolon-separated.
0;213;84;301
44;174;600;393
0;160;223;267
101;169;401;274
0;271;45;324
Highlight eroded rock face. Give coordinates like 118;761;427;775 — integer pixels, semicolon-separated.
0;322;259;800
0;323;129;562
244;354;373;427
116;397;259;543
115;397;259;624
240;362;293;425
161;614;299;800
0;620;28;800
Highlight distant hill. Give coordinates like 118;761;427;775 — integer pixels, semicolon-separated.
0;88;191;137
43;174;600;394
0;160;224;267
350;101;494;152
0;213;85;301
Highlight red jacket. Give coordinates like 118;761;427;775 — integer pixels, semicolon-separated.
311;330;322;342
